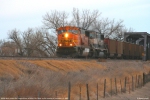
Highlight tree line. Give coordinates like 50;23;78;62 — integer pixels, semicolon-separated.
0;8;133;57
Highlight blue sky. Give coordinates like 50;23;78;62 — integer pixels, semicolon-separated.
0;0;150;40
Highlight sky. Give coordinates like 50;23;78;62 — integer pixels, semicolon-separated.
0;0;150;40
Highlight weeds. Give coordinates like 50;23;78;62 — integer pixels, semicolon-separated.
0;59;149;99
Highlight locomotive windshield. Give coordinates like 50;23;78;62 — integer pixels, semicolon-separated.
89;32;96;39
68;30;79;34
57;30;67;34
57;29;79;34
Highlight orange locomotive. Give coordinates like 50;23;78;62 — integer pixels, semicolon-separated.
56;26;107;57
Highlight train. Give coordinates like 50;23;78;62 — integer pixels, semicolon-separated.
56;26;144;59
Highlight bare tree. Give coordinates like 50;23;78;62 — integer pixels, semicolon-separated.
31;29;49;57
44;32;57;55
0;40;4;47
93;17;110;33
72;8;101;29
113;27;126;40
107;19;124;38
34;28;57;57
22;28;36;56
21;28;57;57
8;29;24;56
114;27;134;40
93;18;124;39
42;10;69;31
71;8;80;27
43;8;101;31
0;40;4;55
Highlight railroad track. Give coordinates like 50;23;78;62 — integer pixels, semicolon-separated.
0;56;64;60
0;56;93;60
0;56;143;62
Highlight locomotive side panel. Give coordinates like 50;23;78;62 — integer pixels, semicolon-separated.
147;47;150;60
139;45;144;59
80;33;89;47
104;38;117;57
139;45;141;58
141;45;144;59
129;43;132;58
129;44;134;58
123;42;129;58
136;45;140;58
133;44;136;58
117;41;123;57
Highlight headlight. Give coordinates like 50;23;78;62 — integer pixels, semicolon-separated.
59;44;62;46
70;44;72;46
65;33;68;38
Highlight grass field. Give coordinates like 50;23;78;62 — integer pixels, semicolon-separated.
0;59;150;99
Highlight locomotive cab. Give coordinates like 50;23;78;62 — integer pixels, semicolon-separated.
56;26;82;57
86;31;107;57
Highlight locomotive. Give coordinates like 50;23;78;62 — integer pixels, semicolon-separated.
56;26;144;59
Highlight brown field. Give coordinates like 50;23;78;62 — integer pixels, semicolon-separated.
0;59;150;100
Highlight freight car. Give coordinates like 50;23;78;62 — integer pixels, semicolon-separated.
104;38;144;59
56;26;144;59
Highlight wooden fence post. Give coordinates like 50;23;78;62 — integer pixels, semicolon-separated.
124;77;127;93
143;73;145;86
38;91;41;98
136;75;137;88
115;78;117;95
138;75;140;88
141;75;142;87
132;76;134;91
120;79;122;94
139;75;142;88
110;78;112;96
128;77;130;94
79;85;81;100
103;79;106;98
86;84;90;100
97;83;98;100
68;82;71;100
18;95;20;100
55;91;57;98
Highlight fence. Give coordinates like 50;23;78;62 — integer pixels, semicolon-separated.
67;72;150;100
15;72;150;100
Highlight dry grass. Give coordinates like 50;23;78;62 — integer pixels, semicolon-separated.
0;59;150;99
29;59;106;73
0;60;27;80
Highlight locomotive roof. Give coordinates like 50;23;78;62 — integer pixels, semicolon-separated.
56;26;80;30
124;32;150;36
56;26;100;33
